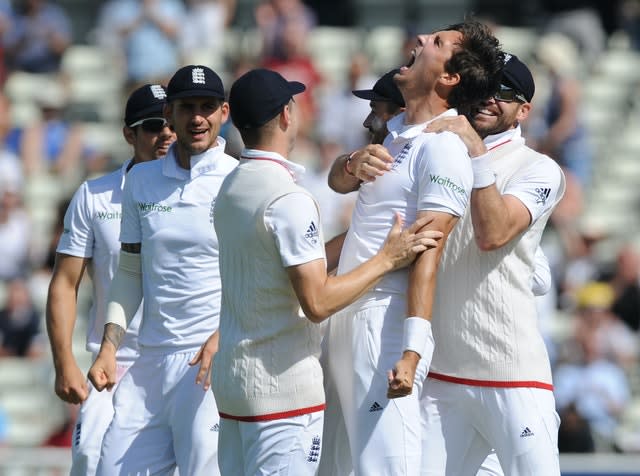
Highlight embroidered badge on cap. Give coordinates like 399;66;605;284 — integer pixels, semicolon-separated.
150;84;167;99
192;67;206;84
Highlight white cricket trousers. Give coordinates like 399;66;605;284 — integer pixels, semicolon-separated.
70;362;131;476
420;378;560;476
327;299;428;476
218;411;324;476
96;349;220;476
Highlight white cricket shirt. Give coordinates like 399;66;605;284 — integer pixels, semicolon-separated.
57;160;141;360
119;140;237;350
337;110;473;296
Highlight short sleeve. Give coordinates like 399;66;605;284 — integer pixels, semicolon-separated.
504;159;564;224
264;192;326;267
56;181;94;258
119;170;142;244
416;133;473;217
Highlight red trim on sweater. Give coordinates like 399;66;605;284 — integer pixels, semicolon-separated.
428;372;553;391
219;403;326;422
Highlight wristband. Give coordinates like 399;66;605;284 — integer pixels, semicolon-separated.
344;151;357;177
402;317;432;358
471;154;496;189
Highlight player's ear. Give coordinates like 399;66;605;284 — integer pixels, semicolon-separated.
516;102;531;122
123;126;136;145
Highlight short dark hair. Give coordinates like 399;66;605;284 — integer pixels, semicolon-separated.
237;113;279;148
444;20;504;111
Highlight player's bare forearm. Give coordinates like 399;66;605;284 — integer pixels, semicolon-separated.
470;187;530;251
289;214;439;322
47;253;91;401
407;211;456;318
325;232;347;273
328;154;362;194
101;323;126;352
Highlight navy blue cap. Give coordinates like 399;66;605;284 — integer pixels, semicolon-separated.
166;65;225;102
229;68;306;129
124;84;168;126
502;54;535;102
352;68;405;108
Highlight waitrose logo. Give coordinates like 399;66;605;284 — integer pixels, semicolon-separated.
95;211;121;220
137;202;172;212
429;174;465;195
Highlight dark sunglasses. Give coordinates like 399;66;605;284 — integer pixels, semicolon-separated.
129;117;172;133
493;85;526;103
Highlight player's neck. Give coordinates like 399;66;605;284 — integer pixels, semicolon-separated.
403;96;448;125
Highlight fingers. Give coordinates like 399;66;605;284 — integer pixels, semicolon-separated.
386;369;413;399
406;214;435;233
195;361;212;391
352;145;393;182
188;347;203;366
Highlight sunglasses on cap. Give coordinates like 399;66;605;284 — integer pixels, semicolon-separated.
493;84;526;103
129;117;172;133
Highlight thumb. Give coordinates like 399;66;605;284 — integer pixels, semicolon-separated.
391;212;404;231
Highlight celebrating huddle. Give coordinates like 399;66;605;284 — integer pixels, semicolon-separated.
47;19;565;476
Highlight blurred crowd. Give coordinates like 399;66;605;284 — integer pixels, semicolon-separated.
0;0;639;455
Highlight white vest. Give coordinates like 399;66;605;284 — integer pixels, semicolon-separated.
212;160;325;418
430;140;566;386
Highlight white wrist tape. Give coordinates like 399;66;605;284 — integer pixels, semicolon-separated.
471;154;496;189
402;317;433;358
105;250;143;331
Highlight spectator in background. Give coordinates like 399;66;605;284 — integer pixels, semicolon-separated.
95;0;186;90
9;80;107;178
317;53;376;153
299;139;356;240
0;170;30;282
179;0;237;66
539;0;606;72
3;0;71;74
254;0;316;61
0;277;43;358
262;20;323;136
0;0;14;86
570;281;639;371
528;32;594;188
554;318;631;449
619;0;640;50
609;244;640;332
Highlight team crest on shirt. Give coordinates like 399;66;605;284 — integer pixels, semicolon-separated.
392;142;413;169
304;221;319;245
306;435;321;463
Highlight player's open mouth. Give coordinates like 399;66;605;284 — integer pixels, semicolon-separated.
405;51;416;68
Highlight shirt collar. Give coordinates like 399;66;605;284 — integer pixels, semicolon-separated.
119;158;133;190
240;148;306;182
483;125;522;150
386;109;459;142
162;138;228;180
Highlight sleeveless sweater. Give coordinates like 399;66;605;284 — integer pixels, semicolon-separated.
429;139;566;388
211;159;325;419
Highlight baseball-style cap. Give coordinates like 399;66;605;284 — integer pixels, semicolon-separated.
125;84;168;127
352;68;405;108
166;65;225;102
501;53;535;103
229;68;305;129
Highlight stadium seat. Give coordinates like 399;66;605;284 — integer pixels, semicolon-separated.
307;27;364;86
365;26;406;72
494;26;538;61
